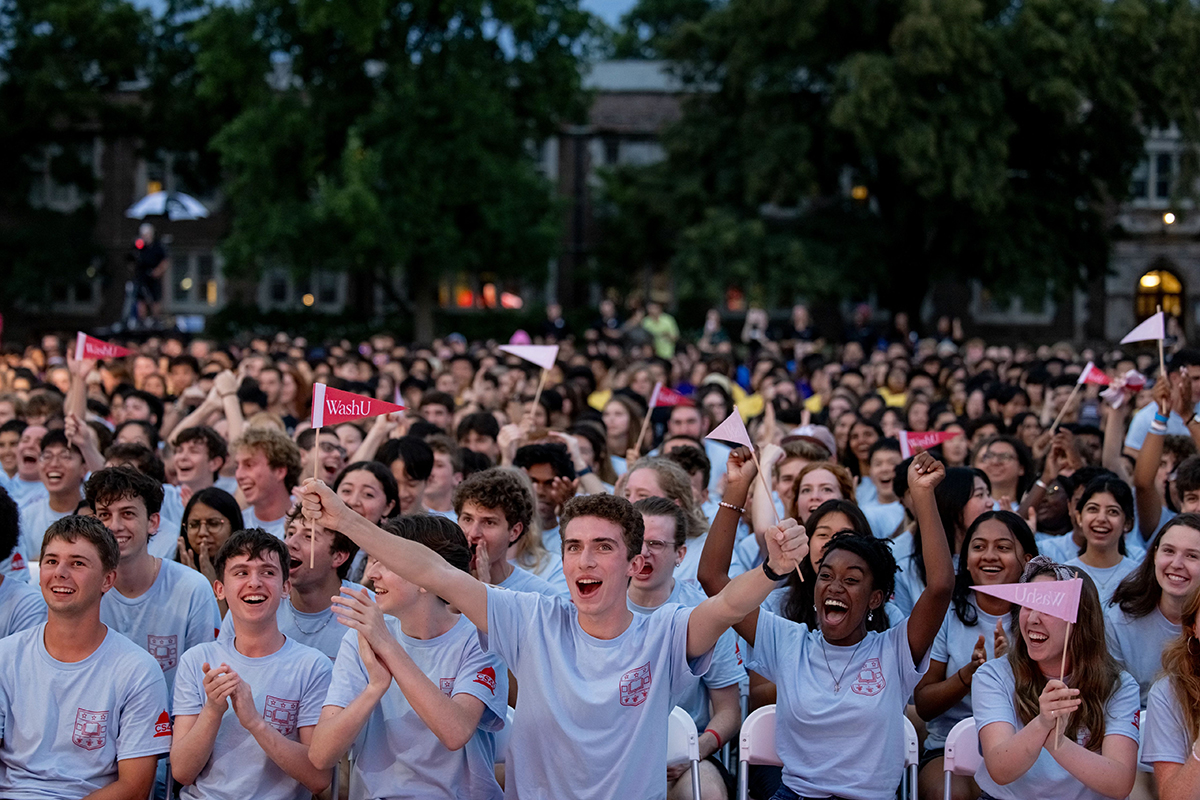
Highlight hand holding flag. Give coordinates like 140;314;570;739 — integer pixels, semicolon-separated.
898;430;961;459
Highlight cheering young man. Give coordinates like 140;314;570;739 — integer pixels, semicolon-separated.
0;516;171;799
298;479;806;800
171;529;332;799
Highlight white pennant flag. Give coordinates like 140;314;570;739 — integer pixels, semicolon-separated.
1120;312;1165;345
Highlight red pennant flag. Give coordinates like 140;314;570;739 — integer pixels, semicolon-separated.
648;382;693;408
311;383;404;428
75;332;131;361
1076;361;1111;386
898;430;960;459
973;578;1082;624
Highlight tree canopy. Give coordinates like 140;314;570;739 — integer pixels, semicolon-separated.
599;0;1200;316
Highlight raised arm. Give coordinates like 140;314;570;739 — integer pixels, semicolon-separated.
905;452;954;665
350;413;403;463
696;449;755;598
687;519;807;657
297;479;489;632
1101;403;1132;482
64;353;94;421
1133;379;1171;539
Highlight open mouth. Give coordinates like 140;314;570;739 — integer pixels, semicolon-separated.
49;586;75;597
242;594;267;605
289;557;302;571
1027;631;1049;644
636;562;653;577
1165;572;1190;586
822;598;849;625
576;578;602;598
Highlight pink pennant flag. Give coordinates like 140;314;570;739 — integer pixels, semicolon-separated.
311;383;404;428
75;332;131;361
899;430;960;459
1120;312;1165;345
1076;361;1111;386
648;382;692;408
973;578;1083;624
497;344;559;371
706;409;753;449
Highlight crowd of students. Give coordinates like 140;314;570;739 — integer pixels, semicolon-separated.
1;322;1200;800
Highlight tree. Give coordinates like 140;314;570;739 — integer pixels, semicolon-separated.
599;0;1200;319
192;0;598;340
0;0;150;307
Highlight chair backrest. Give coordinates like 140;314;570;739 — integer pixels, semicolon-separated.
903;716;920;767
494;706;516;765
668;706;700;763
739;705;784;768
943;717;982;777
1137;709;1147;766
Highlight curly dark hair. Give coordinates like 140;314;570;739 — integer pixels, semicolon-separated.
513;443;576;480
214;528;289;582
85;466;165;518
103;442;166;484
662;444;712;490
818;531;898;623
453;468;535;539
559;494;644;561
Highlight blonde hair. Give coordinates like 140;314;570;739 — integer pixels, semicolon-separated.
625;457;708;539
1162;583;1200;749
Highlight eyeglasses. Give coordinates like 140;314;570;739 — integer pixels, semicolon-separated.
38;450;80;464
187;518;230;533
318;442;347;456
643;539;676;553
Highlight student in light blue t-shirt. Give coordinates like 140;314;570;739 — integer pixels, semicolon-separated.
913;510;1037;800
971;558;1139;800
1065;478;1141;606
171;529;332;800
311;515;507;799
736;452;955;800
296;479;807;800
1144;585;1200;799
0;516;170;800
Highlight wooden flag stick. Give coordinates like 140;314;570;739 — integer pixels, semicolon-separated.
1053;620;1073;749
310;427;320;568
748;448;802;581
633;409;654;457
1047;382;1082;436
529;368;549;423
1158;304;1168;380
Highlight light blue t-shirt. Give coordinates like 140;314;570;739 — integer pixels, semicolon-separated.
892;553;924;619
1065;556;1140;606
673;531;708;586
499;564;559;597
856;475;878;506
173;636;332;800
1143;677;1188;766
629;579;746;731
1125;401;1200;450
239;506;287;539
0;576;45;638
152;485;186;561
539;525;561;554
100;559;219;706
1104;605;1179;709
746;612;928;799
1036;533;1081;564
481;587;712;800
729;534;764;579
324;616;506;800
218;580;370;661
2;476;45;508
17;496;75;563
862;501;906;539
926;599;1011;749
0;625;171;799
428;507;459;522
971;659;1140;800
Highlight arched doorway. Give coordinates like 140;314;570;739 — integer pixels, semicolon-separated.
1136;265;1184;321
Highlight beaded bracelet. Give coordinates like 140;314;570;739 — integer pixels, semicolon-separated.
718;501;745;514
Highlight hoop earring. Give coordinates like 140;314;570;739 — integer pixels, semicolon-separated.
1189;636;1199;657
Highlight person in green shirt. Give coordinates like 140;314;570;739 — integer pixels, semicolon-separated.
642;301;680;359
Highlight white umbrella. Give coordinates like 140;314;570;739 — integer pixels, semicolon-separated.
125;191;210;221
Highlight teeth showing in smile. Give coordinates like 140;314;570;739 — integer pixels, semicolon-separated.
1166;573;1188;584
243;595;267;604
50;587;74;595
1028;632;1049;643
825;599;848;610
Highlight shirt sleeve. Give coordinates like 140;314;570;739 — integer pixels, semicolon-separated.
172;650;206;717
745;610;793;683
971;661;1018;731
450;636;509;733
1143;678;1188;765
891;616;930;695
1103;672;1143;744
482;585;546;669
1125;405;1154;450
1104;608;1124;666
323;631;368;709
117;659;172;758
11;592;46;634
299;655;334;729
672;605;713;685
930;615;951;663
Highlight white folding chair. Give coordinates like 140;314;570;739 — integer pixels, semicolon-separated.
736;704;782;800
668;706;702;800
1138;709;1147;769
330;761;339;800
902;716;919;800
494;706;516;765
942;717;982;800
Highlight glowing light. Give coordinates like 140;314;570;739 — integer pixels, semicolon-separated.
1141;274;1161;289
851;185;869;201
180;277;193;291
302;293;315;307
1164;212;1176;225
500;292;523;309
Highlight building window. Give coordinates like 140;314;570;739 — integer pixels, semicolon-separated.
257;268;346;311
1136;268;1183;320
167;252;226;312
1130;147;1180;207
